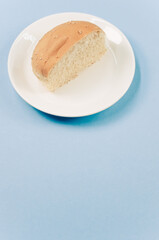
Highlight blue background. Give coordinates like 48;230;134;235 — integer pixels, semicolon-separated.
0;0;159;239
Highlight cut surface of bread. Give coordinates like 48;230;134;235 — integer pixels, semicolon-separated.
32;21;106;91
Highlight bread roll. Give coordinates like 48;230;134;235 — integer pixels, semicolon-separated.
32;21;106;91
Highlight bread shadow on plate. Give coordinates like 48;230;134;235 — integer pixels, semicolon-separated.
35;56;141;127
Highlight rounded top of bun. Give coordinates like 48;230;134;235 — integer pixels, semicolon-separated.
32;21;103;77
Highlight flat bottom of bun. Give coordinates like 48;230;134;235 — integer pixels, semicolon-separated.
37;31;106;91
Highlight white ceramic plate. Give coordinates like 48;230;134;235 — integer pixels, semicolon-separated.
8;12;135;117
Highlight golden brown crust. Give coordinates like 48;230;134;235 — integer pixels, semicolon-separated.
31;21;103;77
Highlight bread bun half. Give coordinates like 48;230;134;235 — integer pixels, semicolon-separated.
32;21;106;91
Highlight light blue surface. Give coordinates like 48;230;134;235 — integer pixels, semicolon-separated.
0;0;159;239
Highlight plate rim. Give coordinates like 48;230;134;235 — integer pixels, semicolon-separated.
8;12;136;118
